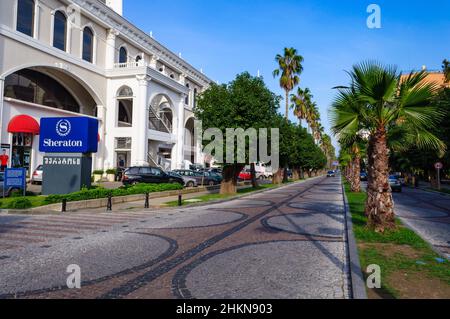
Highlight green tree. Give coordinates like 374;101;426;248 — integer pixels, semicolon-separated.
195;72;280;194
330;61;445;232
443;59;450;83
273;48;304;120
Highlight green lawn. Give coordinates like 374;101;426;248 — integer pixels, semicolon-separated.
0;195;48;209
344;182;450;298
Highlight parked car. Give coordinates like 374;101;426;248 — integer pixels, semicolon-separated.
30;165;43;185
174;170;222;186
239;169;252;181
122;167;184;186
0;172;22;197
327;170;336;177
360;172;368;181
168;171;197;188
389;175;402;193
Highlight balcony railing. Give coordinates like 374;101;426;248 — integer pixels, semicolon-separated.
113;61;146;69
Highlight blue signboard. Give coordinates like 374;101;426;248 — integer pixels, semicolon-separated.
4;168;26;196
39;117;99;153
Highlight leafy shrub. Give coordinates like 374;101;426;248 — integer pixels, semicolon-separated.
43;183;183;205
106;169;117;175
7;198;32;209
93;170;104;175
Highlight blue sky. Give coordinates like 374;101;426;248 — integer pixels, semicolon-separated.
124;0;450;149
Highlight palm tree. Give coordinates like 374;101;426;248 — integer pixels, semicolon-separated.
273;48;304;119
443;59;450;83
331;61;445;232
291;87;312;126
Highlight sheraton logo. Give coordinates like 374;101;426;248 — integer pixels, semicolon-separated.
42;139;83;147
56;119;72;137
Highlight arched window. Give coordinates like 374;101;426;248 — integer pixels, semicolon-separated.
119;47;127;64
4;69;80;113
16;0;35;37
82;27;94;63
117;86;133;98
193;88;198;108
185;83;190;105
53;11;67;51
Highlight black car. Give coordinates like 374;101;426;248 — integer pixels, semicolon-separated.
122;167;184;186
360;172;368;181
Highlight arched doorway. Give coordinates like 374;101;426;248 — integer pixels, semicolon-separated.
116;86;133;127
149;94;174;133
2;66;100;176
184;117;195;164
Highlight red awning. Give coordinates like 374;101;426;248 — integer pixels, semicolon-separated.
7;115;40;135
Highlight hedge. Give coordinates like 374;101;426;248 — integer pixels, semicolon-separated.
7;198;33;209
43;183;183;205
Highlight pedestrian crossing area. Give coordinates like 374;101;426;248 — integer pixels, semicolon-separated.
0;211;156;252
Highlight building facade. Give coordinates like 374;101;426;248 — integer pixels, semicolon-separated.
0;0;210;177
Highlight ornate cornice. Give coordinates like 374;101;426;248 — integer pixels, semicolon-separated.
71;0;212;87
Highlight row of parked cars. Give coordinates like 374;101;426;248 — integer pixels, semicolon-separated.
360;171;402;192
121;166;223;188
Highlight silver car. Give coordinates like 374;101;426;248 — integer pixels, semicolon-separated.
168;171;197;188
30;165;43;185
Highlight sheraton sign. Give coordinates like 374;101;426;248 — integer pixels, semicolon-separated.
39;117;99;153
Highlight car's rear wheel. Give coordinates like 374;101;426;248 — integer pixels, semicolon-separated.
208;181;215;186
187;181;195;188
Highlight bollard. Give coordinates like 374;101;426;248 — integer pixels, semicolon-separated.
107;194;113;211
61;199;67;213
145;192;149;209
178;192;182;206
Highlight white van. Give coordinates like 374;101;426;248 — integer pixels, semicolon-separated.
245;162;273;179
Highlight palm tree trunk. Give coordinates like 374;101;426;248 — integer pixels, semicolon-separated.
285;90;289;120
349;155;361;192
365;127;396;232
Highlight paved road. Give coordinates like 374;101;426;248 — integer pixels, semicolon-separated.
0;177;351;299
393;188;450;259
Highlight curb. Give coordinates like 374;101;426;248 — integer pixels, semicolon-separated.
412;186;450;198
341;181;368;300
0;184;230;215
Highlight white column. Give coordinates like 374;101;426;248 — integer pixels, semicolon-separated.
0;78;4;144
105;29;118;69
132;75;150;166
176;94;186;169
96;105;106;169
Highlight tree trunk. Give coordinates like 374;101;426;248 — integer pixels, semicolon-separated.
250;162;259;188
349;155;361;192
283;164;289;183
285;90;289;120
272;168;283;184
292;168;300;181
365;127;396;232
220;164;244;195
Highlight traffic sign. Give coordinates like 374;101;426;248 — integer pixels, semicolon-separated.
435;162;443;170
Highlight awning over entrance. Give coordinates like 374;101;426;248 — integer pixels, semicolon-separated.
7;115;40;135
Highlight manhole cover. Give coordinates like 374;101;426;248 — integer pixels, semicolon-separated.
0;256;10;260
73;237;83;240
40;245;52;249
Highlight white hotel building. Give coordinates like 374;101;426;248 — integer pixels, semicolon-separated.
0;0;211;177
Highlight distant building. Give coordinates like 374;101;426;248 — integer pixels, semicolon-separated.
0;0;211;177
401;69;449;89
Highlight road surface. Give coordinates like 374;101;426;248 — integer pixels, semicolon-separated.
393;188;450;259
0;176;351;299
